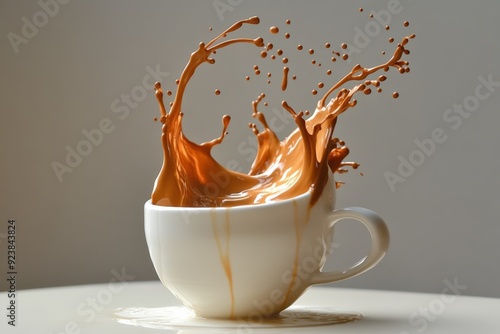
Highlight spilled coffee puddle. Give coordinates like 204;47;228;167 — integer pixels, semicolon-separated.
114;305;362;330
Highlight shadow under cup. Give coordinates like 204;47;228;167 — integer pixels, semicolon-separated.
144;185;389;319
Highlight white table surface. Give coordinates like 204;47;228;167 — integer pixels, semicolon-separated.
1;281;499;333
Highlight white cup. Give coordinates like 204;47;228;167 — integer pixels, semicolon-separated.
144;180;389;319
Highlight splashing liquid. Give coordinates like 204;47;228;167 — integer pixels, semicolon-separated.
151;16;413;208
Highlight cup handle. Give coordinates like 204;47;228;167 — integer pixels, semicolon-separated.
310;207;389;285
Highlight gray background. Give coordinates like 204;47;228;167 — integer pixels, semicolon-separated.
1;0;499;299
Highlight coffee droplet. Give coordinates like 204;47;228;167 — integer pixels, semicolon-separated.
285;33;290;39
393;92;399;98
359;7;364;12
341;43;347;49
297;45;303;50
389;37;395;43
270;26;279;34
282;66;289;91
309;49;314;55
325;43;331;48
385;25;390;31
215;89;221;95
286;19;291;24
404;21;409;27
261;51;268;58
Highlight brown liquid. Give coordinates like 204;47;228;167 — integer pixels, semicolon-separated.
281;66;289;91
151;16;413;208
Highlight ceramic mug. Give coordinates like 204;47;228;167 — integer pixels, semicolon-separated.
144;180;389;319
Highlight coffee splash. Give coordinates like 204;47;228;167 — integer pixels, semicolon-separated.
151;16;413;208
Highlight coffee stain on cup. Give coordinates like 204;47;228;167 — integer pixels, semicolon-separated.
211;209;235;318
282;200;302;309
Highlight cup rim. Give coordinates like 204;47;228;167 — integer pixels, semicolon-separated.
145;189;313;212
